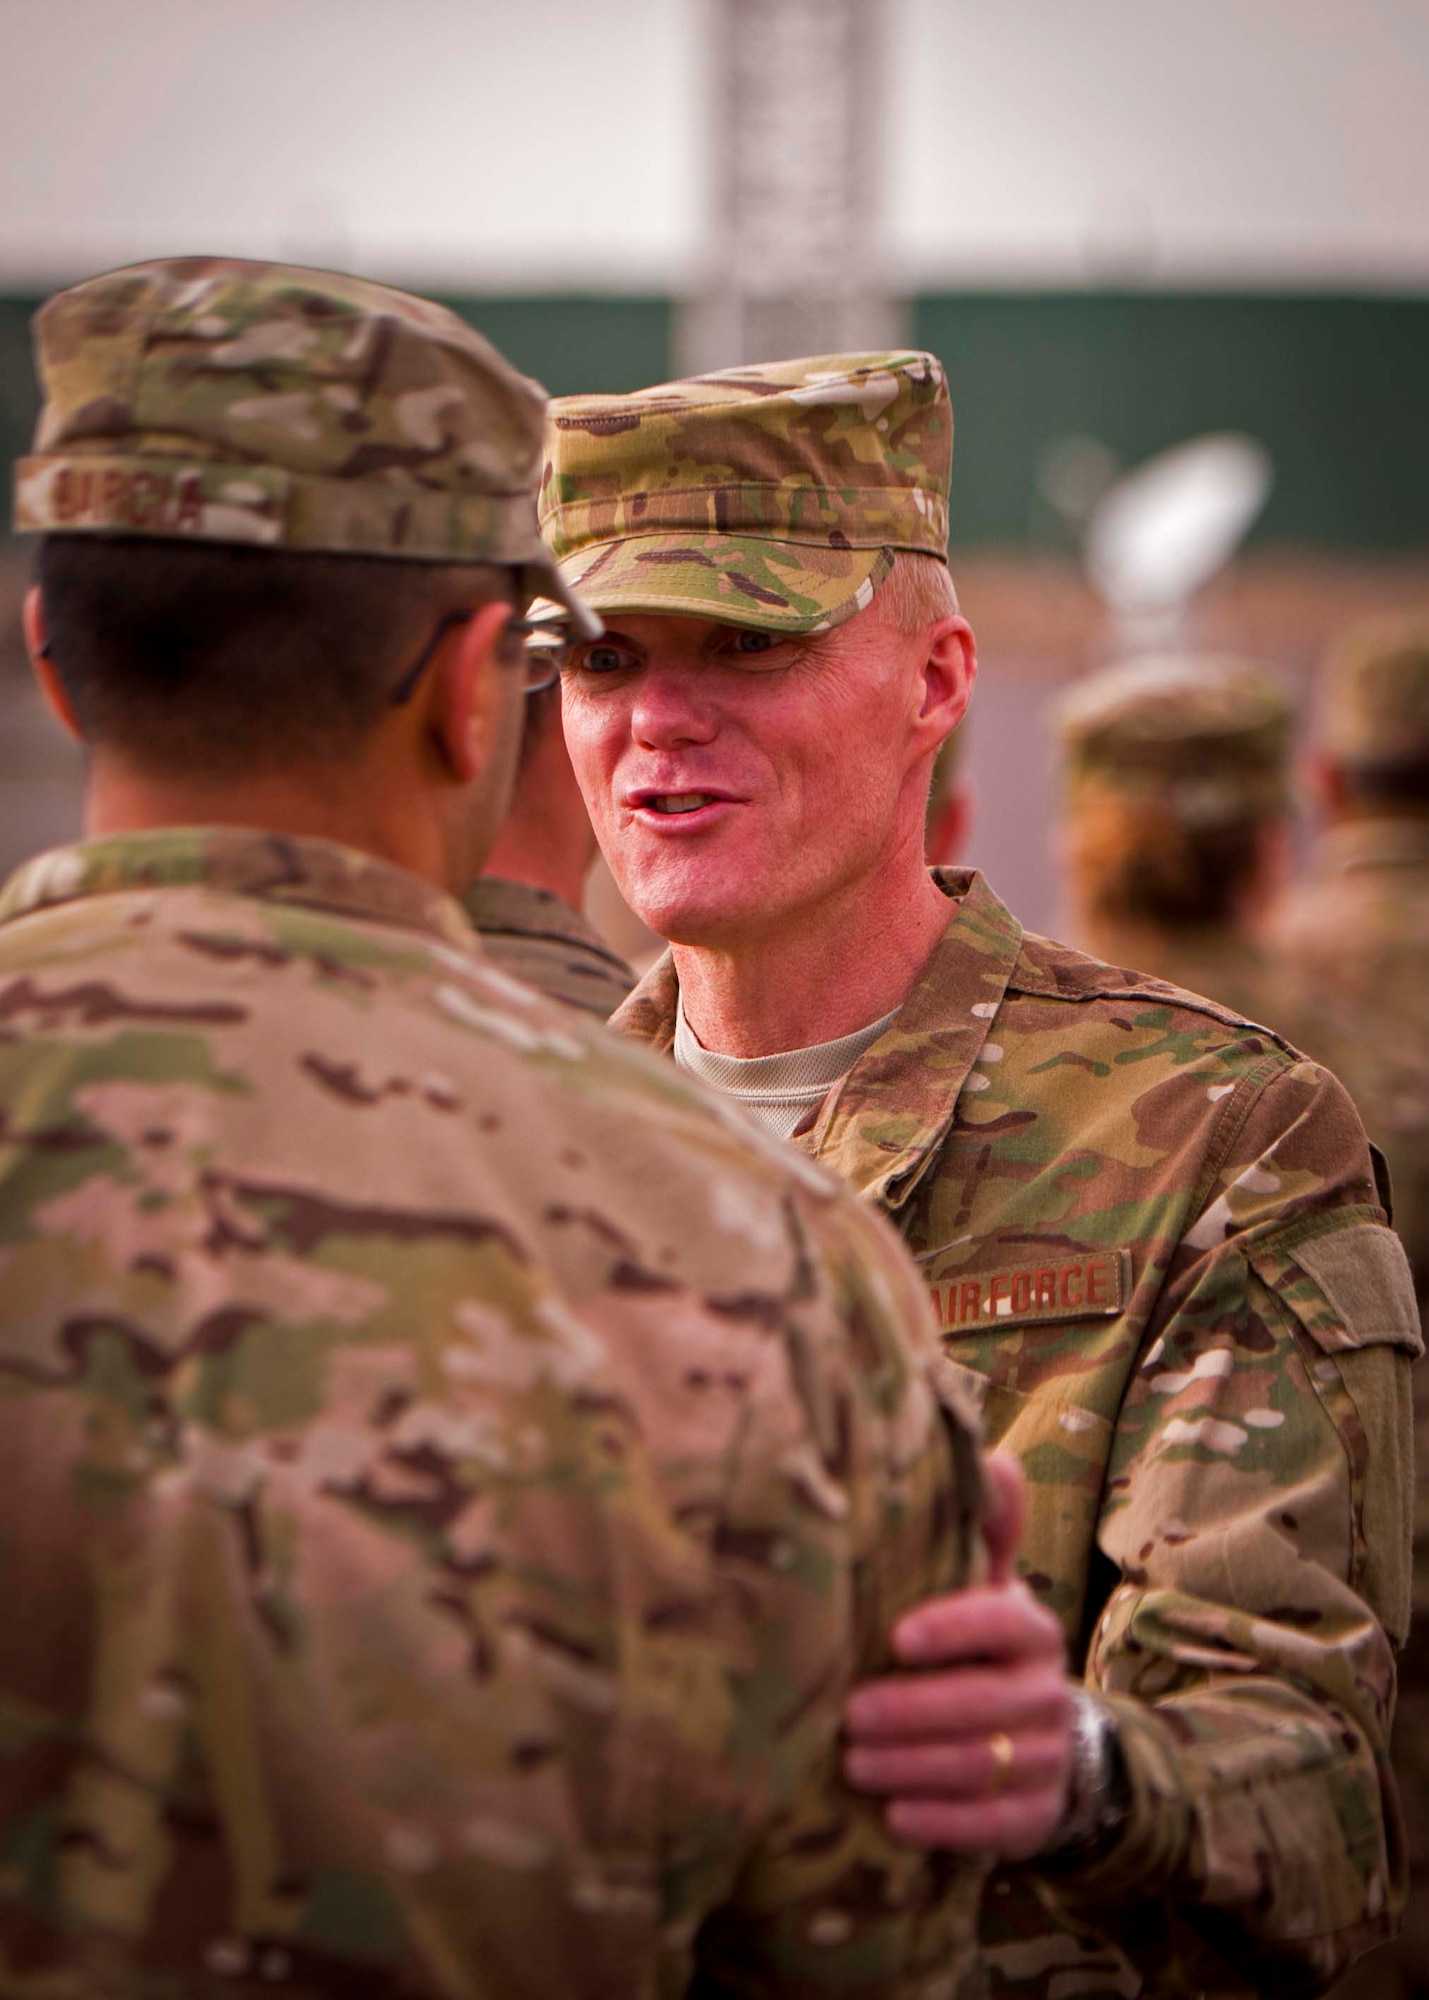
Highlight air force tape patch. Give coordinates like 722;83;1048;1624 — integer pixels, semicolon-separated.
924;1248;1129;1333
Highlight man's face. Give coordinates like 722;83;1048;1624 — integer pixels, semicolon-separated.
559;602;948;947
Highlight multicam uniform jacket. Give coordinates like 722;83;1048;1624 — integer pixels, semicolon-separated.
0;829;987;2000
614;866;1421;2000
463;877;636;1022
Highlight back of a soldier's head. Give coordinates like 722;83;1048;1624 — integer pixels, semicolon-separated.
15;258;593;780
1054;655;1294;932
1315;616;1429;816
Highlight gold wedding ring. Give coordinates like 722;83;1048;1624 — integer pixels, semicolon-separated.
986;1731;1015;1797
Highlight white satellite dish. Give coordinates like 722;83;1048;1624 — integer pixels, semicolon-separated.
1085;433;1273;619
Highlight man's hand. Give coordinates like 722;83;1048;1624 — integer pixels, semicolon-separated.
843;1456;1074;1861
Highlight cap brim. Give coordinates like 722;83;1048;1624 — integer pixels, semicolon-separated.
520;547;604;641
553;532;893;635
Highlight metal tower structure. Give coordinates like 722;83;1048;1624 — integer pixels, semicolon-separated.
679;0;903;372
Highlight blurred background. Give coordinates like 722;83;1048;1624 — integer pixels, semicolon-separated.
1;0;1426;940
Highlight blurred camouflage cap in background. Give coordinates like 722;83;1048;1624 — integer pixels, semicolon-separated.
13;256;600;636
1055;655;1294;824
540;351;952;634
1317;615;1429;769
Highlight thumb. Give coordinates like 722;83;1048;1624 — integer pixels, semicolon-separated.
982;1452;1026;1586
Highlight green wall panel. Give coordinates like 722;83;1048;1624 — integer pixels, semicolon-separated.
2;289;1426;551
0;295;40;529
912;292;1429;551
434;294;671;399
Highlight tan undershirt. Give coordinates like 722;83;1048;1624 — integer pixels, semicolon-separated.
673;995;899;1141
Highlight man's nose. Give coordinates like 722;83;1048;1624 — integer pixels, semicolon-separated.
630;662;718;750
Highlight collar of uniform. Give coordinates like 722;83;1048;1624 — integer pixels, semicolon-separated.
799;868;1023;1209
607;867;1024;1210
609;948;681;1053
463;877;631;969
0;827;480;954
1314;815;1429;877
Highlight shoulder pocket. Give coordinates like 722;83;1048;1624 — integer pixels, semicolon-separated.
1284;1221;1423;1359
1250;1220;1421;1645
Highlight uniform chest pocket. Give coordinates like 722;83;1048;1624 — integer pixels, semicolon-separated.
934;1349;1115;1643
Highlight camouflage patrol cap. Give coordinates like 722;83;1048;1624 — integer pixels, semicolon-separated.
1055;655;1293;824
13;256;600;636
540;351;952;634
1318;615;1429;768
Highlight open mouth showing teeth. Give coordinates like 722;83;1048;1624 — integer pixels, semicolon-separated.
648;794;717;814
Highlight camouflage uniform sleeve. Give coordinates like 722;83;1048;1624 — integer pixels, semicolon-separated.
1039;1055;1420;1991
688;1196;989;1999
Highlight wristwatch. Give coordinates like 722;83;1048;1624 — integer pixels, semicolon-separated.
1040;1688;1132;1862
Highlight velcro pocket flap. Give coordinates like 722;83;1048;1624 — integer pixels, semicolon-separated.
1286;1222;1424;1358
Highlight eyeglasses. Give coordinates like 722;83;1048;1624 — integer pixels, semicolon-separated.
389;607;570;706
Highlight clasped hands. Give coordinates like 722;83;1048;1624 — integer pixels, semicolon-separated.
843;1456;1076;1862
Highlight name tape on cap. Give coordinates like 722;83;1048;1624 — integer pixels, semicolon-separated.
16;455;285;545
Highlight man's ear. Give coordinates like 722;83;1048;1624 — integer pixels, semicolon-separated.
428;600;519;782
23;585;84;742
917;616;977;742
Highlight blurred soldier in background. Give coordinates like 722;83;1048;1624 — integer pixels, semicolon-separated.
543;350;1419;1999
1278;619;1429;1290
1273;617;1429;2000
1053;654;1303;1035
465;676;635;1018
0;261;991;1999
